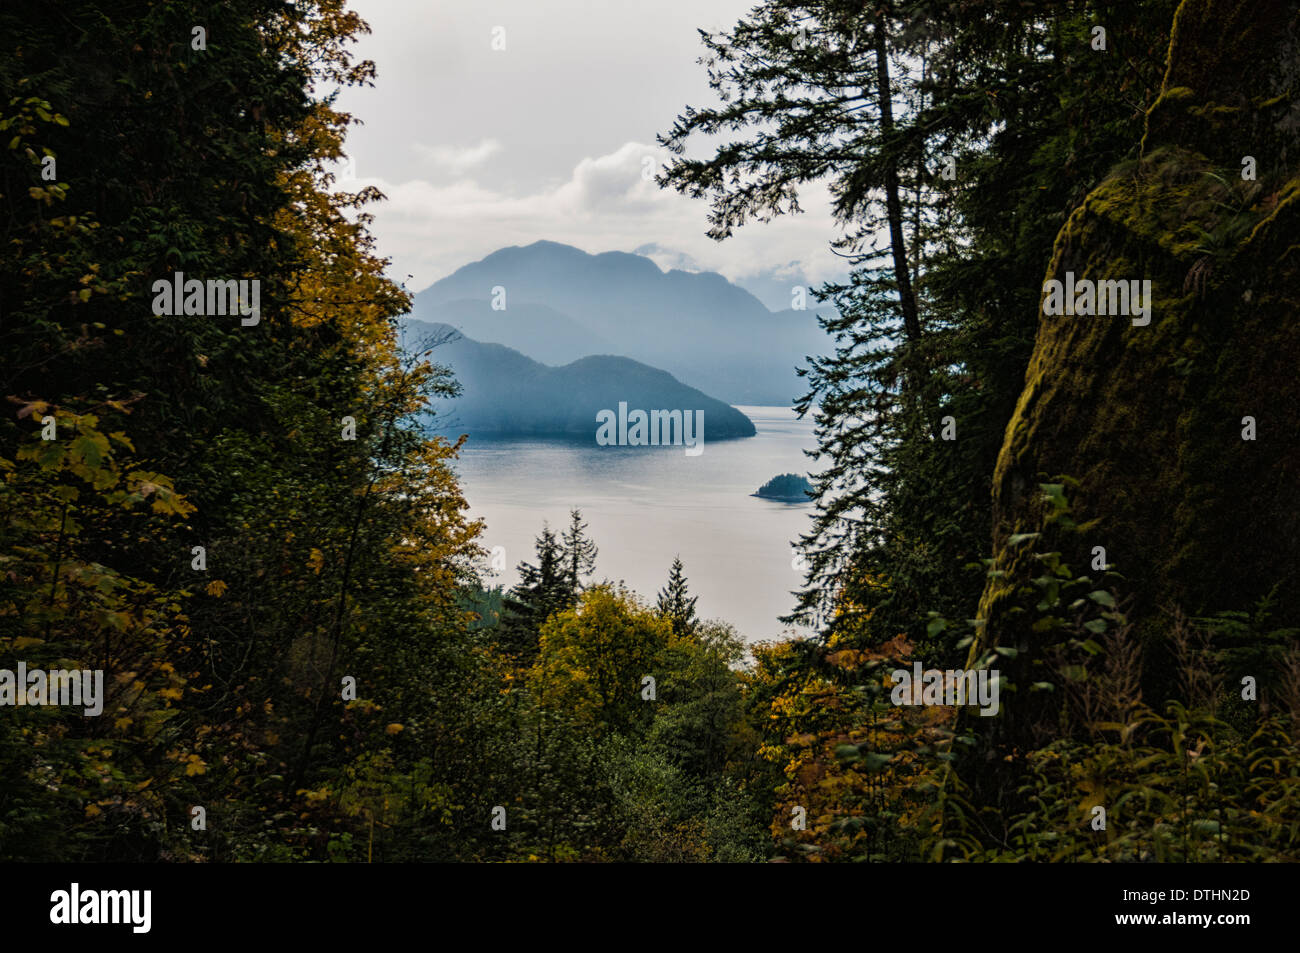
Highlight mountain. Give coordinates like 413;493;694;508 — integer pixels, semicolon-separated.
415;297;615;366
632;241;850;313
409;240;829;405
407;320;757;441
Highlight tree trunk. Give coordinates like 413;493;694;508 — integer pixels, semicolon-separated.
873;14;921;347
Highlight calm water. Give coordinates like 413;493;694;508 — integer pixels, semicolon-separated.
446;406;820;643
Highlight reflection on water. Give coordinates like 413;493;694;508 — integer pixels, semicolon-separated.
441;406;820;644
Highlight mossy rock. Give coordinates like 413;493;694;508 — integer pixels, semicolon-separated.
972;0;1300;706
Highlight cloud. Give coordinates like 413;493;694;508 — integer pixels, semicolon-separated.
412;138;503;174
633;243;703;274
351;140;848;293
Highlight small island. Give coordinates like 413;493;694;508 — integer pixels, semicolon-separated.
753;473;814;502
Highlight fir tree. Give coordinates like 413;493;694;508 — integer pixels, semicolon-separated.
656;556;699;636
560;508;599;593
657;0;947;643
662;0;1177;659
500;525;574;658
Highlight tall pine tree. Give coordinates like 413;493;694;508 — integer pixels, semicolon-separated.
656;556;699;636
500;524;573;658
560;507;598;593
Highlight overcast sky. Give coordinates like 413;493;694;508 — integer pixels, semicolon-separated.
332;0;847;303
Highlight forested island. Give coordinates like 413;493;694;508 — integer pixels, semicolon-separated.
753;473;813;502
2;0;1297;866
407;320;756;441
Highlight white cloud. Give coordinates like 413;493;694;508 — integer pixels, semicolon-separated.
412;138;502;174
633;242;703;273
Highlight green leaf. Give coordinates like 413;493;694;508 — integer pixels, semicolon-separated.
1087;590;1116;607
1039;483;1067;510
833;743;860;763
861;752;892;772
70;432;108;469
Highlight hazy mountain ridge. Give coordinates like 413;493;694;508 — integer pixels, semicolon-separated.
416;297;616;366
406;319;756;440
410;240;829;405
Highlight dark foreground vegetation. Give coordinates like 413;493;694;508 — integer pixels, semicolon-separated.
2;0;1296;861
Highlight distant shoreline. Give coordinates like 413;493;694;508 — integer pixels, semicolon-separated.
427;428;759;447
750;491;813;504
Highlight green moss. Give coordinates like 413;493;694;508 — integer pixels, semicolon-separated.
971;0;1300;703
1143;0;1299;163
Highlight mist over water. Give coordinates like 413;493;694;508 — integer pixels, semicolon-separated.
448;406;819;644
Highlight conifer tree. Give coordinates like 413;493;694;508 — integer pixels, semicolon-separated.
662;0;1178;656
560;507;599;593
656;556;699;637
658;0;947;642
500;525;574;657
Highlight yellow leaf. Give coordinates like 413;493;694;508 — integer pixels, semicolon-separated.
205;579;228;597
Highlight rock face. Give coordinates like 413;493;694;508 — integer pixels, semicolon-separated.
973;0;1300;701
